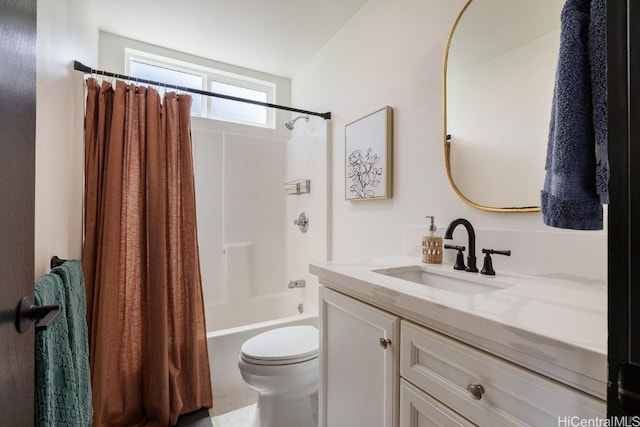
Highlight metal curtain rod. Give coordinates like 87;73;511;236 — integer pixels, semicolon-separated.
73;61;332;120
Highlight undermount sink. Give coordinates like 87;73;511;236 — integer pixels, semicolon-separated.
372;266;513;295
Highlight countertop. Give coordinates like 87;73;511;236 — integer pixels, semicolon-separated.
310;255;607;400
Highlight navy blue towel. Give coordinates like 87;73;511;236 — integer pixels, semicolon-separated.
541;0;607;230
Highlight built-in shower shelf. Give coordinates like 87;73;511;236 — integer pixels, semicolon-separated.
285;179;311;195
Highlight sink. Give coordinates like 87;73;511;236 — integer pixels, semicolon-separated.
372;266;513;295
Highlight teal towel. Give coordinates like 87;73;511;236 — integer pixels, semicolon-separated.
35;260;93;427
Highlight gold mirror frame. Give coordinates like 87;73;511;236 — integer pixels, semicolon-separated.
443;0;541;213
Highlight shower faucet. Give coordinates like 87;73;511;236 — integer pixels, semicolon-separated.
285;115;309;130
288;279;306;289
293;212;309;233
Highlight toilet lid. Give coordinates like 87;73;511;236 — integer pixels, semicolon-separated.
240;325;319;365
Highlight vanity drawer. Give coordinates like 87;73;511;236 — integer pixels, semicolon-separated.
400;378;474;427
400;321;605;426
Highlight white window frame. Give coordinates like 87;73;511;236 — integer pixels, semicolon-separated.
124;48;277;129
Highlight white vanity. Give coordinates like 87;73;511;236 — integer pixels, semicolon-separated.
310;256;606;426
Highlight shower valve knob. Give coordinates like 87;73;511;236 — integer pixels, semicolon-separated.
293;212;309;233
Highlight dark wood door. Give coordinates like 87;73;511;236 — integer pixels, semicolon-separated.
608;0;640;417
0;0;37;425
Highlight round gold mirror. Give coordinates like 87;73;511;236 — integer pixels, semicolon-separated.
443;0;564;212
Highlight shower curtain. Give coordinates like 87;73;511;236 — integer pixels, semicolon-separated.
82;78;212;426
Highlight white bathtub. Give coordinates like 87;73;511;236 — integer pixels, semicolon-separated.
206;310;318;415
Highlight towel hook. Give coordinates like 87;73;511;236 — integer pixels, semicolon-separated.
50;255;66;269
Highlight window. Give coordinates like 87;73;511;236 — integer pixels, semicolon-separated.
125;49;276;128
129;60;205;116
209;81;267;125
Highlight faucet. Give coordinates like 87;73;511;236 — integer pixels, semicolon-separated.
443;218;478;273
288;279;306;289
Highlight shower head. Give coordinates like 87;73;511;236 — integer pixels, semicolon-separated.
285;115;309;130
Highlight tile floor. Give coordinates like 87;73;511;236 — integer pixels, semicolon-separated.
210;404;256;427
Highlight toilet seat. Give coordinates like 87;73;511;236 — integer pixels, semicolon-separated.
240;325;319;366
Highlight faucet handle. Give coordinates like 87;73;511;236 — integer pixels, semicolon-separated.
444;244;466;271
481;249;511;276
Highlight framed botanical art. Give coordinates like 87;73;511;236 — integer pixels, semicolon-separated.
345;106;393;200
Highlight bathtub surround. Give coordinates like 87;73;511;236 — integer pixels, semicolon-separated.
191;125;297;328
82;79;212;425
285;116;330;317
192;111;330;328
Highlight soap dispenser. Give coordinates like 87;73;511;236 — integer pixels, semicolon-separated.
422;216;443;264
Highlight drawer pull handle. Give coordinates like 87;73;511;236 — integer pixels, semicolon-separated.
466;384;485;400
379;338;391;349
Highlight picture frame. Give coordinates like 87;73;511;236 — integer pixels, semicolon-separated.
345;106;393;200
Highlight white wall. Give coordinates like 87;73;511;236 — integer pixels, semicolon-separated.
292;0;607;279
35;0;98;276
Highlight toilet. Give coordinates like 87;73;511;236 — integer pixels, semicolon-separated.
238;325;319;427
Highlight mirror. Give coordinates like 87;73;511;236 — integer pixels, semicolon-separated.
444;0;564;212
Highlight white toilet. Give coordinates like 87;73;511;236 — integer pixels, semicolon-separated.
237;325;319;427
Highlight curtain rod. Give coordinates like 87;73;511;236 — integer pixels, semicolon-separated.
73;60;331;120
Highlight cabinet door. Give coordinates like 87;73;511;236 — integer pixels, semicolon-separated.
400;379;475;427
319;286;400;427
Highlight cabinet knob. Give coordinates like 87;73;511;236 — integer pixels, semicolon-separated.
466;383;485;400
379;338;391;349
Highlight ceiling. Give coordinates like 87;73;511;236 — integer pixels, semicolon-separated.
93;0;369;78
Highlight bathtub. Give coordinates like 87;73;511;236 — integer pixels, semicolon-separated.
206;310;318;415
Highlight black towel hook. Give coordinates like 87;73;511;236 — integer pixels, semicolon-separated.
50;256;67;269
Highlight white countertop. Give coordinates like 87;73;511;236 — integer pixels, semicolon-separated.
310;255;607;400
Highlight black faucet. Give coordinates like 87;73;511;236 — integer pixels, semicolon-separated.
443;218;478;273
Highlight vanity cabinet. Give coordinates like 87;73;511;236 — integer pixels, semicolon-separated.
319;286;400;427
318;285;606;427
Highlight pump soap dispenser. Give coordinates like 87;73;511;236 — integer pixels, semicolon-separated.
422;216;443;264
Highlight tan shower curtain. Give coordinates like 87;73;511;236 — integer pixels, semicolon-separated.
82;78;212;426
